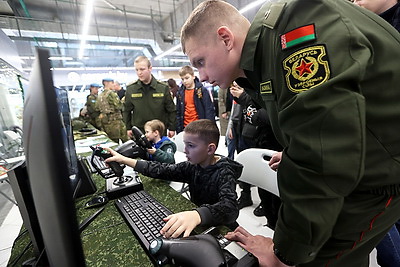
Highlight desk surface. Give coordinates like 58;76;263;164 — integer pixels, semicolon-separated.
9;166;197;266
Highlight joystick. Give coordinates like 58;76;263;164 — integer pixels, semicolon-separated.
89;145;143;199
149;234;227;267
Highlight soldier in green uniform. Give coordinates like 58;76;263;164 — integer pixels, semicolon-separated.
97;78;128;143
85;83;101;129
181;1;400;266
124;56;176;139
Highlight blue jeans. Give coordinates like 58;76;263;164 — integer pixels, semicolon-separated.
376;221;400;267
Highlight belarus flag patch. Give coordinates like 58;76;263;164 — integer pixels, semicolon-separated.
280;24;316;49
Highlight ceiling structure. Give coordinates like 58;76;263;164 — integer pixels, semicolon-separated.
0;0;260;72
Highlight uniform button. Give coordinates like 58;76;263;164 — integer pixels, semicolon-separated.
308;251;317;257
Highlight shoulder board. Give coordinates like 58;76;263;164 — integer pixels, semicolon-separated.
263;2;286;29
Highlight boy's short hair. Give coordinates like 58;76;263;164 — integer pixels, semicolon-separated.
134;56;152;68
181;0;247;53
144;119;165;136
184;119;219;148
179;65;195;77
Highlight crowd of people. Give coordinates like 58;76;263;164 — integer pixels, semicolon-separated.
76;0;400;266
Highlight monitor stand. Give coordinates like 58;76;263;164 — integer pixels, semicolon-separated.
105;173;143;199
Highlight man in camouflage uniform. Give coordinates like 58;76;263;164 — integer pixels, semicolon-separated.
124;56;176;138
97;78;128;143
85;83;101;129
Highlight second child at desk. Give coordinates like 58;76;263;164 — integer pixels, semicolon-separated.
104;119;242;238
144;119;177;164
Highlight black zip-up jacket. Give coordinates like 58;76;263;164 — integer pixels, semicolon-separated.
134;156;242;228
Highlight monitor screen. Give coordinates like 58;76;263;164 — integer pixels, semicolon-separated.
22;48;85;266
55;87;80;195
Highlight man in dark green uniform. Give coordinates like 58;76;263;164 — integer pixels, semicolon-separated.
97;78;128;144
181;0;400;266
85;83;101;129
124;56;176;138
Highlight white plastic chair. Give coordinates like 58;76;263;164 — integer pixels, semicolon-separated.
235;148;280;197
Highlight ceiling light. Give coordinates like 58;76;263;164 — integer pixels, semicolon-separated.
49;56;73;61
78;0;95;59
169;58;190;63
154;44;181;61
107;45;143;50
238;0;265;14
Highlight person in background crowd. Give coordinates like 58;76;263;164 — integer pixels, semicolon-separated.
167;78;179;101
113;80;125;100
124;56;176;138
218;86;229;136
85;83;101;129
176;65;215;133
97;78;128;143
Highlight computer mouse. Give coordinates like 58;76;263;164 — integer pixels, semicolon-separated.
84;195;108;209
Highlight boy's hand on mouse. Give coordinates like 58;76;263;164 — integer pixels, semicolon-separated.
160;210;201;238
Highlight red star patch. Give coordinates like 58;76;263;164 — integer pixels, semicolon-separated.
296;59;313;76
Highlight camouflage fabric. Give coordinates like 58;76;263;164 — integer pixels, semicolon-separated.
86;94;100;129
97;89;128;143
8;171;209;266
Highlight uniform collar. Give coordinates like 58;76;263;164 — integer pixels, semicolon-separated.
138;74;157;90
240;1;273;72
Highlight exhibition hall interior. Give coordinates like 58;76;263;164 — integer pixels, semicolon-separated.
0;0;382;266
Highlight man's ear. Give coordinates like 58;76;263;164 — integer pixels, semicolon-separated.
217;26;234;51
207;143;217;155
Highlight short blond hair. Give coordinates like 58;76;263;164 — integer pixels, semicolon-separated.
134;56;152;68
144;119;165;136
179;65;195;77
181;0;247;53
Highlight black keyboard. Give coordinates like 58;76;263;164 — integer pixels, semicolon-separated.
115;190;172;257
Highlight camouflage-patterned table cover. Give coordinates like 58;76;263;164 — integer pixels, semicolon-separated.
8;168;199;266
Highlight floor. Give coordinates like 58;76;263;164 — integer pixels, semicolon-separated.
0;135;379;267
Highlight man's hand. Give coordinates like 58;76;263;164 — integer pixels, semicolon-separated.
168;130;176;138
269;152;282;171
160;210;201;238
225;226;292;267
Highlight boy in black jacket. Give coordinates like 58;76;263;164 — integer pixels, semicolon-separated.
105;119;242;238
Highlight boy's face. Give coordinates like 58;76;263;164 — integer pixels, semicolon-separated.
183;132;212;166
144;126;158;142
184;29;241;89
180;73;196;89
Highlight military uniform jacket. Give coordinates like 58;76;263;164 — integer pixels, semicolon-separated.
96;89;123;121
85;94;100;120
123;75;177;132
239;0;400;264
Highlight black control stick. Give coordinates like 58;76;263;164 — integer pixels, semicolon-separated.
149;234;227;267
90;145;124;177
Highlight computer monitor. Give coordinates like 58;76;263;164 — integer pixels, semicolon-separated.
22;48;86;266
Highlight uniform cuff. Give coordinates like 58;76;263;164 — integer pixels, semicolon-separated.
273;224;319;264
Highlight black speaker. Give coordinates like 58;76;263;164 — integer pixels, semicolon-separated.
74;158;97;198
